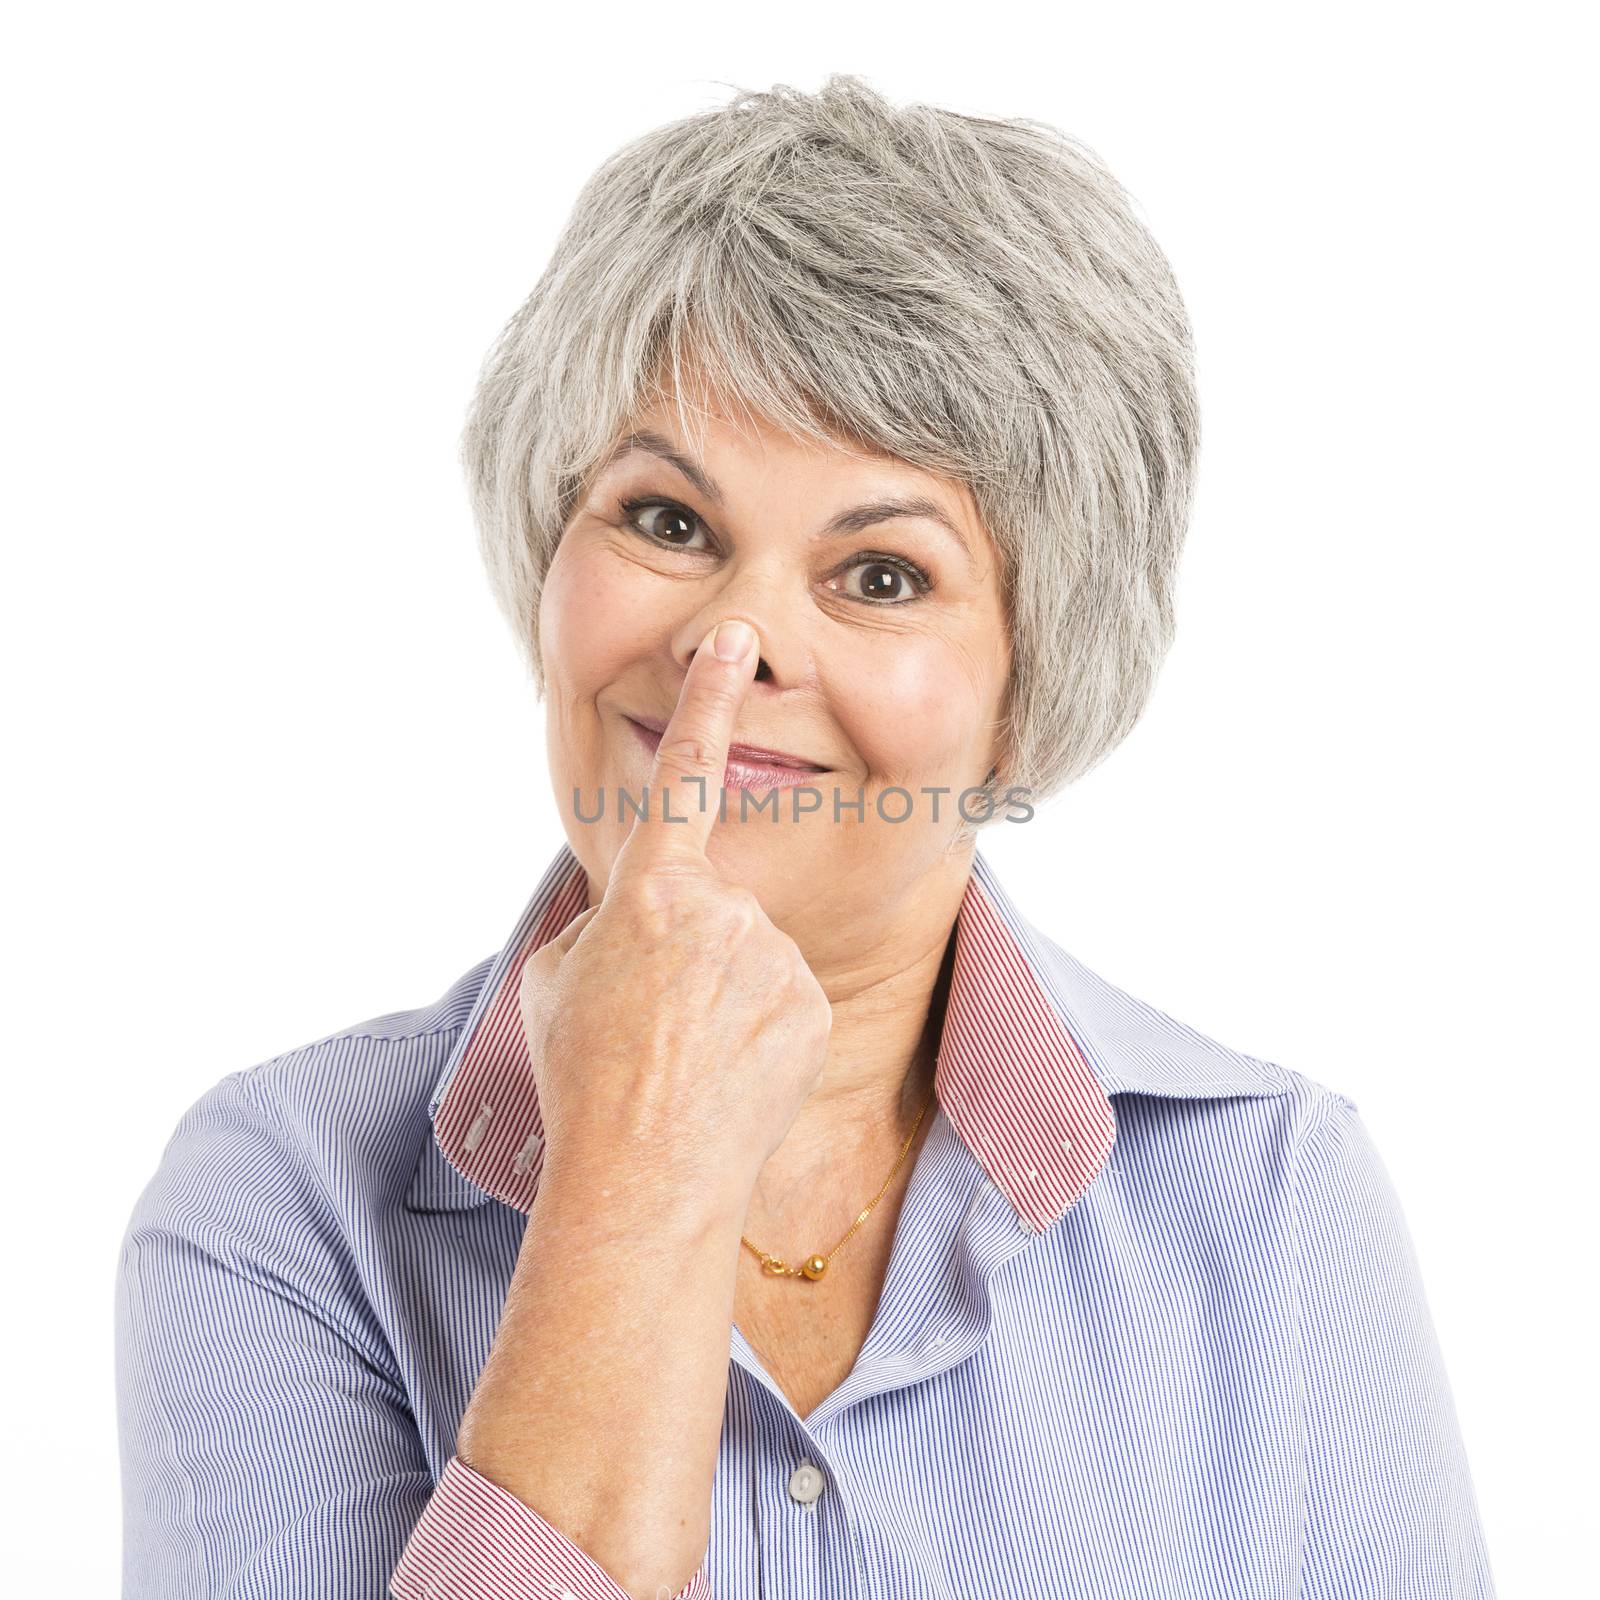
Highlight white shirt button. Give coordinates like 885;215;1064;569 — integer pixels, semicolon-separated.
787;1461;825;1504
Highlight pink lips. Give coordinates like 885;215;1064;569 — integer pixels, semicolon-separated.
625;716;829;791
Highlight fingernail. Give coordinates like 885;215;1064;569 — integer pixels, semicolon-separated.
711;619;755;661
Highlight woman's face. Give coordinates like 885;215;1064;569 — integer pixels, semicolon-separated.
539;387;1012;944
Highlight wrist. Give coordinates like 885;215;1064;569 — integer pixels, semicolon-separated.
533;1144;752;1246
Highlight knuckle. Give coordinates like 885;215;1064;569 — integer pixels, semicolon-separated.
620;868;706;939
652;748;716;780
721;886;760;936
690;892;748;947
655;731;722;777
655;677;742;776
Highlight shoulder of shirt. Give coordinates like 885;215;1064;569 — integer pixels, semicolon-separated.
1019;918;1354;1123
145;954;499;1219
152;895;1356;1216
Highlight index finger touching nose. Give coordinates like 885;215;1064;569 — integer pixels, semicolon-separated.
614;617;760;874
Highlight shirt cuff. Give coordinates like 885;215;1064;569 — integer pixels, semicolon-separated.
391;1453;713;1600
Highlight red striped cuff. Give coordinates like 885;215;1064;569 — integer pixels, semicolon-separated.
392;1453;713;1600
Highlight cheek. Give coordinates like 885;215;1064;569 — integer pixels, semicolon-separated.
832;637;996;778
541;541;662;688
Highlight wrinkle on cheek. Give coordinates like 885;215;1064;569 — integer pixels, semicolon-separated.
543;545;664;682
541;540;688;822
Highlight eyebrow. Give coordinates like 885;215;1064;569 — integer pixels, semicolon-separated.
597;430;978;574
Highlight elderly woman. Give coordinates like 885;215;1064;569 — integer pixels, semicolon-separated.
116;76;1496;1600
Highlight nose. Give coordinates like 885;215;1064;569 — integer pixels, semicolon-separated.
676;622;777;681
670;567;808;689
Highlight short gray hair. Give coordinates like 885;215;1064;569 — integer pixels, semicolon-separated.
462;74;1198;812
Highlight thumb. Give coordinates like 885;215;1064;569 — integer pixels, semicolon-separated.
519;903;600;996
518;904;597;1064
547;903;600;956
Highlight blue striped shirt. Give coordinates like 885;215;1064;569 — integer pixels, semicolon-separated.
115;840;1496;1597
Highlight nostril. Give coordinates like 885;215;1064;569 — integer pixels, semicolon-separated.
754;656;772;681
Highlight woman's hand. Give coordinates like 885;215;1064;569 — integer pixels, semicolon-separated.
518;617;833;1224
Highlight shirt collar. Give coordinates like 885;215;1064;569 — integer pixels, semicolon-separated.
405;839;1287;1231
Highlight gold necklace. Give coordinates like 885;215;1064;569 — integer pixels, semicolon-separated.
739;1084;935;1282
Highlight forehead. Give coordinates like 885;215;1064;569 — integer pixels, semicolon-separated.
620;383;917;482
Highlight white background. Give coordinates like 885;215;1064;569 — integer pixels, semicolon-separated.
5;3;1592;1592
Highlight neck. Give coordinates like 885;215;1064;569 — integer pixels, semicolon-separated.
747;852;969;1212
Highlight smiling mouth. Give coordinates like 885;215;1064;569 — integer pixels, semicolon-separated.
623;716;829;774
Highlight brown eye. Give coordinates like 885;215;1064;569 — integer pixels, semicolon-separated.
855;563;908;602
836;553;932;606
619;497;709;549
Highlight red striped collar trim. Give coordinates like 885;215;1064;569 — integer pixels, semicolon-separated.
421;842;1117;1235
